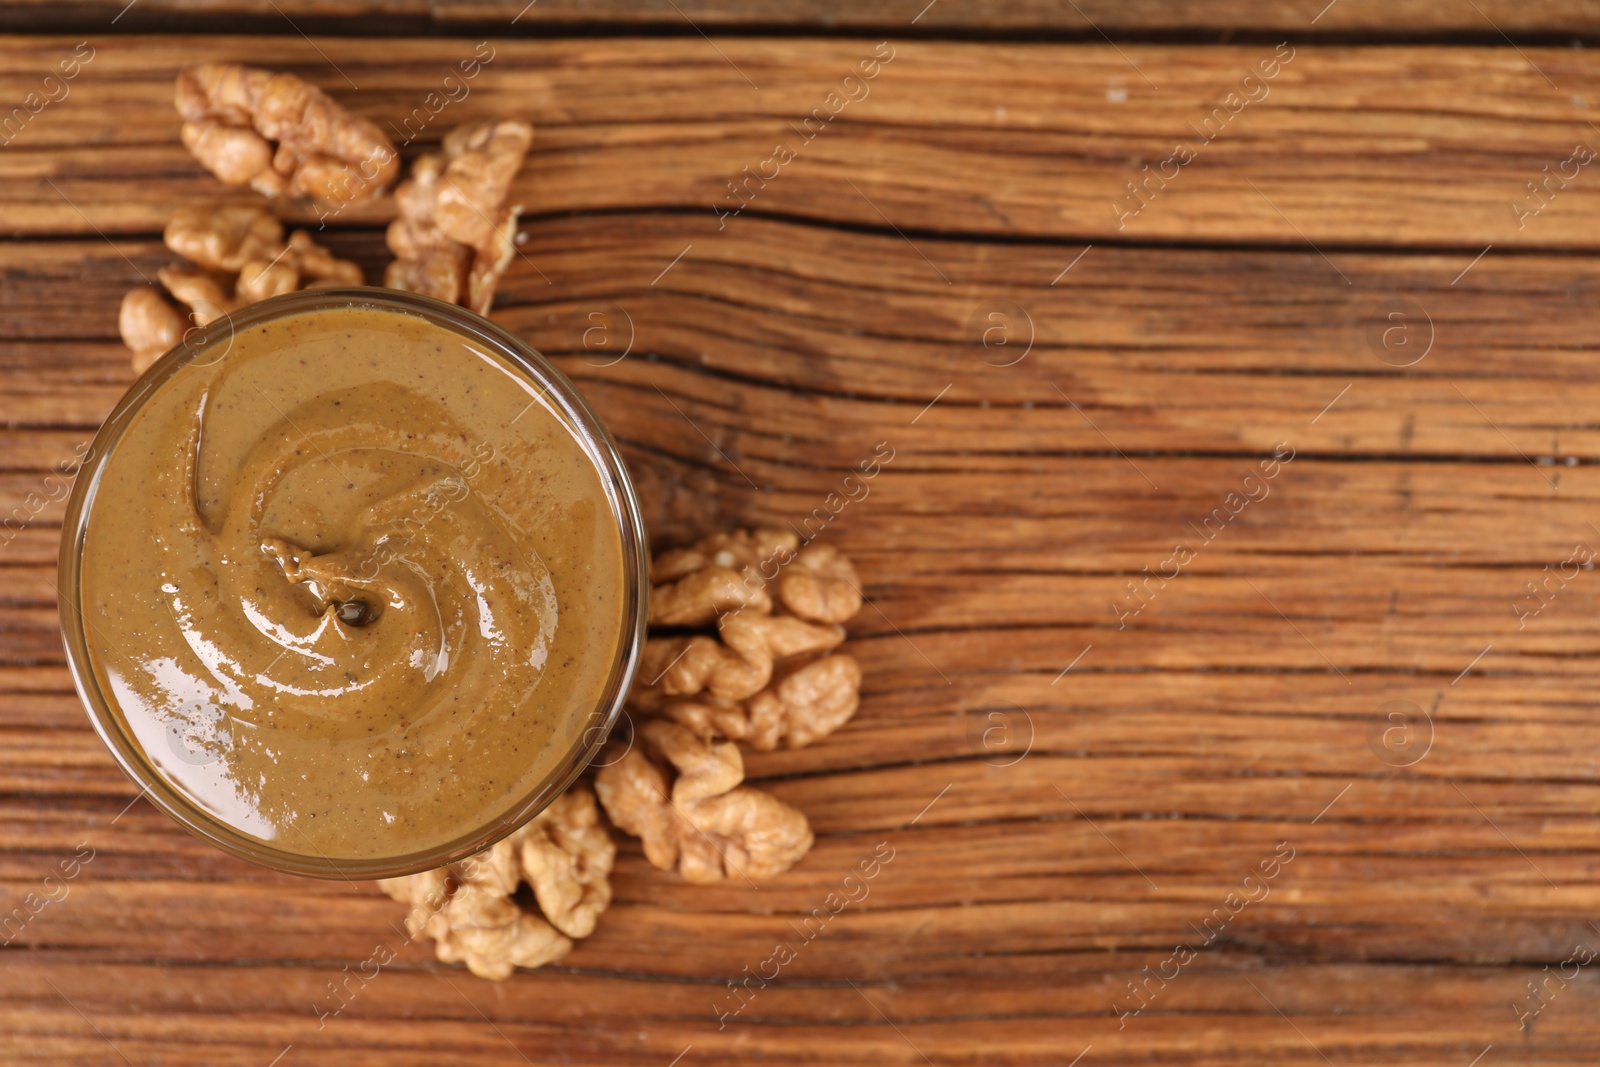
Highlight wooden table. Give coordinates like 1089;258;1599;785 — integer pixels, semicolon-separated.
5;3;1600;1064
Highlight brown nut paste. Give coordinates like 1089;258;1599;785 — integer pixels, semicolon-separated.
79;304;624;860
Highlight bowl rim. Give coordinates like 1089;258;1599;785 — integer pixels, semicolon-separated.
57;286;649;879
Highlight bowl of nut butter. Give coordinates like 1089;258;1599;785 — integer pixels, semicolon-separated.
58;287;648;878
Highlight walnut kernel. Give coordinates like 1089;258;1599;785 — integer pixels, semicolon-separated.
120;206;363;371
659;652;862;751
377;786;614;980
518;787;616;939
594;719;813;884
163;204;284;272
385;119;532;316
776;543;863;624
175;62;397;205
639;613;844;703
119;288;187;373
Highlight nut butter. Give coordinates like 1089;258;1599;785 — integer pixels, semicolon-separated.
59;289;646;877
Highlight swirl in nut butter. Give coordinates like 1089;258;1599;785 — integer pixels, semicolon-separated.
79;306;624;859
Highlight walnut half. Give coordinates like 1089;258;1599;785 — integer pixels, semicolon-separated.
119;288;187;374
656;652;862;751
380;836;569;981
647;530;863;626
376;785;615;980
632;531;866;748
518;787;616;940
594;719;813;884
638;611;845;703
384;119;533;316
175;62;397;206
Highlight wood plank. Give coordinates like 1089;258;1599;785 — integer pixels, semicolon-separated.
6;0;1600;37
8;223;1600;458
435;0;1600;35
0;781;1597;959
5;38;1600;246
0;959;1586;1067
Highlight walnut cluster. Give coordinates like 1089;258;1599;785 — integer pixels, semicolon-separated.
378;787;614;981
384;119;532;315
176;62;398;206
594;529;866;884
127;64;540;371
118;204;363;372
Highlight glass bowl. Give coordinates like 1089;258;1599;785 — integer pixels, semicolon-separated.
57;287;648;879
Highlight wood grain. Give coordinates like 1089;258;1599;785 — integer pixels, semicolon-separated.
2;28;1600;1067
7;37;1600;249
7;0;1600;36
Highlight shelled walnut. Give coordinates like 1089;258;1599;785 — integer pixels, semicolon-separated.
648;528;795;625
656;652;863;751
637;612;846;703
772;543;863;624
650;529;863;627
163;203;283;271
594;719;813;884
384;118;533;315
632;529;866;749
118;204;363;373
378;786;615;980
175;62;397;206
118;289;187;373
517;787;615;939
